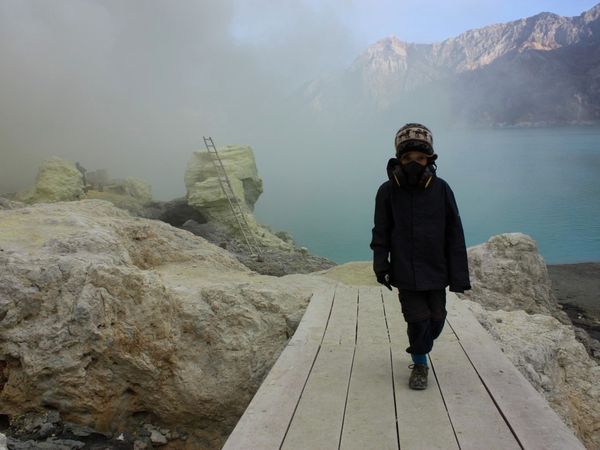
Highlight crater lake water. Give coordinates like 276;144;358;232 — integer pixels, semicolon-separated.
254;126;600;265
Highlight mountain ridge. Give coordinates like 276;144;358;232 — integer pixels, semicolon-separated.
305;3;600;126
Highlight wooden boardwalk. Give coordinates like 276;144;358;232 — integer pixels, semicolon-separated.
223;286;585;450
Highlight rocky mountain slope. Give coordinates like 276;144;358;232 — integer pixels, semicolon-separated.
305;3;600;126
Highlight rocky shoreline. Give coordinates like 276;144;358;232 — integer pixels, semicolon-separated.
548;263;600;336
547;263;600;361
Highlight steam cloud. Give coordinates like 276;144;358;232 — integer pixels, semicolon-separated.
0;0;360;199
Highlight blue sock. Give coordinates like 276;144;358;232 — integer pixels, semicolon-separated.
411;353;428;366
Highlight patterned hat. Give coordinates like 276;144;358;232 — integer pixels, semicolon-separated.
394;123;434;157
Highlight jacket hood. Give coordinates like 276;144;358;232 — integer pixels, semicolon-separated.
386;158;400;183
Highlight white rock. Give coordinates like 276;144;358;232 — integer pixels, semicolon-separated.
122;177;152;204
184;145;291;250
0;199;334;443
463;300;600;448
16;156;84;203
150;429;167;445
184;145;263;214
460;232;561;315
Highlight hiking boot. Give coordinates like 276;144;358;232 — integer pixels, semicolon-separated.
408;363;428;390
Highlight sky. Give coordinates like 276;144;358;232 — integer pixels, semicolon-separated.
1;0;599;200
232;1;600;54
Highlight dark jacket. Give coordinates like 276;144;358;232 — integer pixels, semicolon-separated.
370;158;471;292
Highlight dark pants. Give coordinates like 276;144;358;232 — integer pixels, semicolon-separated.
398;288;447;355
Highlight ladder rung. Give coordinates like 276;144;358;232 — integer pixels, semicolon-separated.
203;136;261;256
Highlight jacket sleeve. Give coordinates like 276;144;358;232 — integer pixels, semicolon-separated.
370;183;392;276
444;183;471;292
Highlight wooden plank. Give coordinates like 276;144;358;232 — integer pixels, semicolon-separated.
222;287;336;450
281;343;355;450
339;287;397;450
321;285;358;347
381;288;407;347
288;285;337;346
382;289;460;450
446;294;587;450
356;287;390;344
429;334;521;450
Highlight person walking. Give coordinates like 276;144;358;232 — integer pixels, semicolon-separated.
370;123;471;390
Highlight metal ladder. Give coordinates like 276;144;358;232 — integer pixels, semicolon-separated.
203;136;262;260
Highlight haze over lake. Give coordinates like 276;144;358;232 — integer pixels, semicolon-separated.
255;126;600;265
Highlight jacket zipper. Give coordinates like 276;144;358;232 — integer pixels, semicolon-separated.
410;189;416;288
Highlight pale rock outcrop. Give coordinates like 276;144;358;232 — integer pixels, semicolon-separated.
12;158;153;214
463;300;600;449
85;170;155;217
15;157;84;204
458;232;565;317
451;231;599;448
86;169;153;217
104;177;153;204
185;145;263;215
0;200;335;448
184;145;292;251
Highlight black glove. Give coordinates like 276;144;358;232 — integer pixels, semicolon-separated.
376;272;392;291
449;284;470;293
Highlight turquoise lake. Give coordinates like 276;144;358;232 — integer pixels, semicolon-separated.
254;126;600;265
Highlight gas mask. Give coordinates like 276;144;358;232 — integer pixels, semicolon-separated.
391;160;436;189
402;161;426;186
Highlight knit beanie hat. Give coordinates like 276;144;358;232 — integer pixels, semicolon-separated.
394;123;435;158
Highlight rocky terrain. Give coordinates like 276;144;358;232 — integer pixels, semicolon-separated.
179;145;335;276
304;3;600;126
1;195;599;448
6;152;336;278
3;155;599;449
455;233;600;449
0;199;337;449
548;262;600;344
458;234;600;363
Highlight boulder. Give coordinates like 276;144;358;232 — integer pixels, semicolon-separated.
184;145;291;251
458;232;564;316
187;176;245;214
122;177;152;204
84;171;154;217
185;145;263;215
102;177;152;204
15;157;84;204
463;300;600;449
452;232;599;448
0;200;335;448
